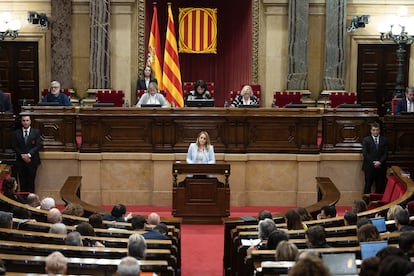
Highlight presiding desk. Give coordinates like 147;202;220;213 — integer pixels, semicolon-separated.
172;163;230;224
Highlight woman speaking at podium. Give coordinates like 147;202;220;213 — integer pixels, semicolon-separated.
186;131;215;164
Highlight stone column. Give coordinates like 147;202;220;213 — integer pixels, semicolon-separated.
90;0;111;88
51;0;72;88
323;0;347;90
287;0;309;90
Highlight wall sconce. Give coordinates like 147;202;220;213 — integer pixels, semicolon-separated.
27;11;48;29
0;12;22;40
347;15;370;32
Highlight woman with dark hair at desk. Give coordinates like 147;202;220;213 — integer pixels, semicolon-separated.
231;85;258;107
186;80;211;100
136;82;167;107
136;66;157;91
186;131;215;164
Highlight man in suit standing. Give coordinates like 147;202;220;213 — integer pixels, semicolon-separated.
394;87;414;115
362;122;388;194
12;115;41;192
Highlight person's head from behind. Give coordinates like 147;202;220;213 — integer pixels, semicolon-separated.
288;254;330;276
89;213;105;229
305;225;327;248
26;193;40;207
62;203;84;217
143;66;152;78
131;215;146;230
20;115;32;129
318;205;336;219
296;207;312;221
111;204;127;219
0;211;13;228
359;256;380;276
2;177;17;194
285;209;303;230
147;81;158;96
49;223;67;235
147;212;160;225
47;208;62;224
395;209;410;228
357;216;371;228
376;246;406;261
154;223;169;236
196;131;211;149
40;197;56;210
387;204;403;220
399;231;414;253
128;234;147;260
378;255;414;276
353;199;367;213
258;210;272;221
370;122;380;137
240;85;253;100
266;229;288;250
357;223;381;242
117;256;140;276
258;218;277;241
406;86;414;102
65;231;83;246
76;222;96;237
50;80;61;96
12;206;32;219
344;211;358;226
194;79;207;95
275;241;298;261
45;251;67;275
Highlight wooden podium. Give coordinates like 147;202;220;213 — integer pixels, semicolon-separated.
172;163;230;224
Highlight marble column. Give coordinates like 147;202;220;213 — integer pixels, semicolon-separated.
287;0;309;90
90;0;111;89
51;0;72;88
323;0;347;90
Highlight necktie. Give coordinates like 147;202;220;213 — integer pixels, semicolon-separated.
375;137;379;150
24;130;28;143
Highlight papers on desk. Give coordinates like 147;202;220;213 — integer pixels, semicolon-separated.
241;238;261;246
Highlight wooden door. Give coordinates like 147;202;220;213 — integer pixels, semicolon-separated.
357;44;410;117
0;42;39;113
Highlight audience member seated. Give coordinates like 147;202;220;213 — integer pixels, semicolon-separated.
376;246;407;262
185;79;211;100
230;85;259;107
41;80;72;106
62;203;84;217
258;210;272;221
45;251;68;275
352;199;367;213
49;222;67;235
103;204;133;222
394;209;414;232
387;204;403;220
131;214;146;230
246;218;277;257
359;256;380;276
285;209;305;230
305;225;330;248
47;208;62;224
142;223;170;240
398;231;414;256
357;223;381;242
12;206;32;219
357;217;371;228
136;66;157;91
275;241;298;261
266;230;289;250
117;256;141;276
288;254;331;276
89;213;106;229
76;222;105;247
297;207;312;221
40;197;56;210
147;212;161;226
128;234;147;260
378;255;414;276
26;193;40;208
316;205;336;220
136;82;167;107
343;211;357;226
65;231;83;246
0;211;12;228
2;177;25;204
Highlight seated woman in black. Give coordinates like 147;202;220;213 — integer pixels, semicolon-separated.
2;177;25;204
136;66;157;91
186;79;211;100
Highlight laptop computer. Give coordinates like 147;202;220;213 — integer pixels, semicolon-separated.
140;104;162;108
284;103;307;108
360;240;388;259
186;99;215;107
92;102;115;107
321;253;358;276
369;217;387;233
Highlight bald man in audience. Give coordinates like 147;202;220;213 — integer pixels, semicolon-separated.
49;222;67;235
147;212;161;226
0;212;12;228
47;208;62;224
117;256;140;276
45;251;67;275
26;193;40;208
40;197;55;210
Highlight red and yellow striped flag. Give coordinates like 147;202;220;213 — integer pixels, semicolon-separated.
147;4;163;83
162;3;184;107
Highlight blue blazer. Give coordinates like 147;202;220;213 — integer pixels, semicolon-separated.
186;143;215;164
394;98;408;115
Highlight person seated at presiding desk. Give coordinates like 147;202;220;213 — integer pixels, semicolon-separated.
41;80;72;106
185;79;211;100
186;131;215;164
230;85;259;107
136;81;168;107
136;65;157;91
395;86;414;115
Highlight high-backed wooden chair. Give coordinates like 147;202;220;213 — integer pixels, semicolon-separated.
96;90;125;107
273;91;302;107
328;92;357;108
42;88;71;98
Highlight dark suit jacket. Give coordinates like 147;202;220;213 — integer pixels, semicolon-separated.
362;135;387;171
136;78;157;91
12;127;41;167
394;97;408;115
142;229;170;240
0;92;13;113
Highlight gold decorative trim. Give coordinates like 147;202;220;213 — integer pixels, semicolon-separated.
252;0;259;83
137;0;145;72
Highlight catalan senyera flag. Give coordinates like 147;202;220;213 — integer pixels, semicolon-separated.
162;4;184;107
178;7;217;54
147;4;163;83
